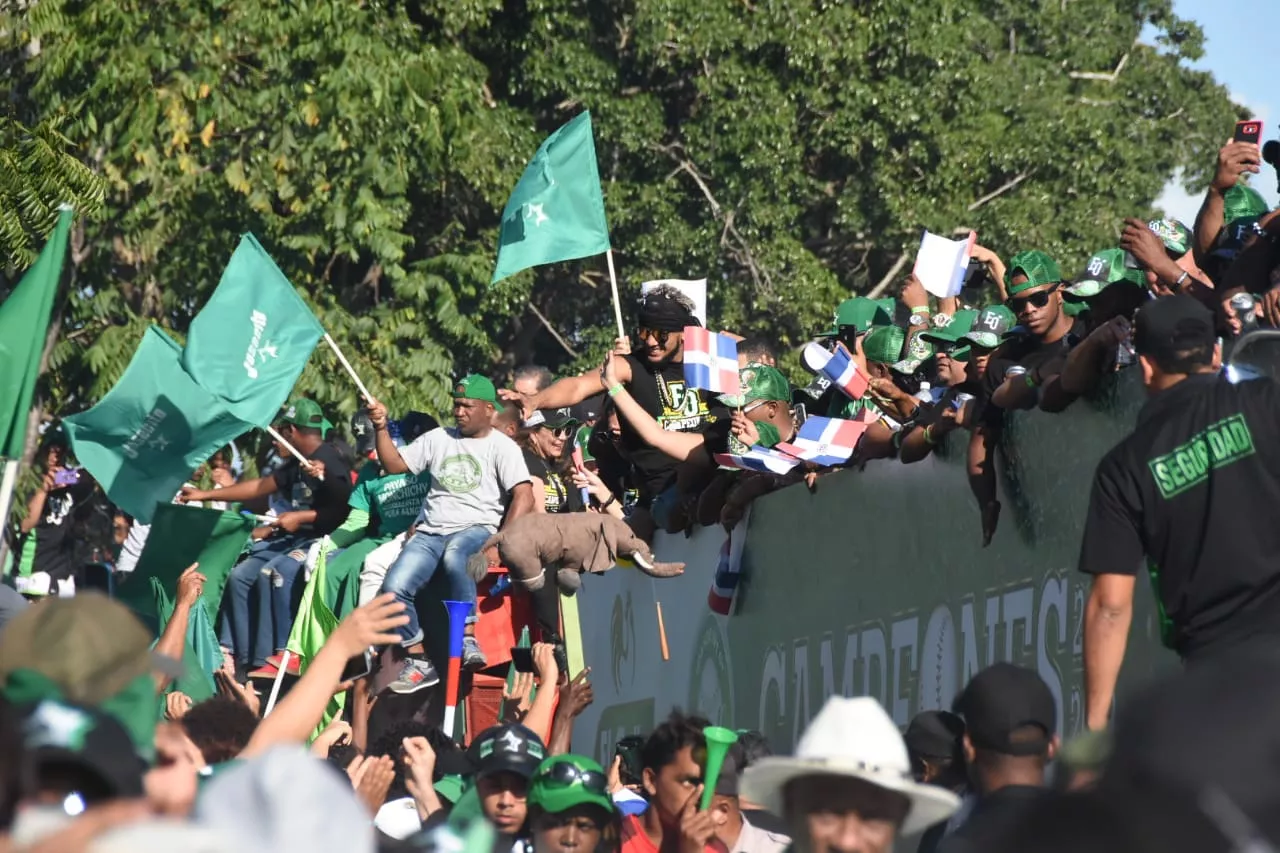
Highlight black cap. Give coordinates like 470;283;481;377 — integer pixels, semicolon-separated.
953;663;1055;756
1133;295;1216;361
21;700;146;799
399;411;439;443
467;724;546;780
904;710;966;761
571;394;605;426
524;407;579;430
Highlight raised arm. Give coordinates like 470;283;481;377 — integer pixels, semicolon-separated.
601;356;704;462
1193;141;1261;263
153;564;205;692
179;474;277;505
366;397;408;475
526;363;632;413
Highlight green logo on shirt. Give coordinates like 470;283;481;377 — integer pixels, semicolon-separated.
435;454;482;493
1148;413;1256;499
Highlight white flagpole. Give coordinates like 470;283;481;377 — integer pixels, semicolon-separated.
322;333;373;401
265;426;311;467
605;249;625;339
0;460;20;570
262;650;291;716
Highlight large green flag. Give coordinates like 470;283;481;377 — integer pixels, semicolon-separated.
181;234;324;427
0;207;73;458
285;539;343;740
491;112;611;284
63;327;254;523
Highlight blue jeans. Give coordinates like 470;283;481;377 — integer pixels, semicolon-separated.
379;526;490;648
219;536;308;666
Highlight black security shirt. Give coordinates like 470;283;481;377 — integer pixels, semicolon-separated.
936;785;1050;853
1078;374;1280;659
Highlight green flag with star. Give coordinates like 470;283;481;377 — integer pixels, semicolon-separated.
62;327;254;523
181;234;325;427
491;112;611;284
0;206;73;458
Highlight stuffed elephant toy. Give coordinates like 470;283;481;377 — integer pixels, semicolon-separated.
467;513;685;594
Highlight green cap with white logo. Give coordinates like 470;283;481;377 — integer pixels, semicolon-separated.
1065;248;1146;302
452;374;500;406
1005;251;1063;296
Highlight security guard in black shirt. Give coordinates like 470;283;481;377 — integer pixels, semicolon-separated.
1079;295;1280;731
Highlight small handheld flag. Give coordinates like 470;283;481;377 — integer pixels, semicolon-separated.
803;342;869;401
683;327;740;397
713;446;800;475
775;416;868;467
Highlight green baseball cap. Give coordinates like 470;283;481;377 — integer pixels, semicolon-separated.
824;297;894;336
452;374;500;405
919;309;979;347
1064;248;1146;302
528;755;614;816
861;325;907;366
1005;250;1063;295
1146;218;1193;257
1224;184;1270;225
960;305;1017;349
719;363;791;407
278;399;328;430
434;773;468;805
891;329;936;375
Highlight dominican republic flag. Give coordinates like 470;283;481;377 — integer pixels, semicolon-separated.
708;509;751;615
803;341;868;401
713;445;799;475
683;326;740;396
775;416;867;467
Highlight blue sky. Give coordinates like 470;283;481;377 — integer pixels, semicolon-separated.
1154;0;1280;222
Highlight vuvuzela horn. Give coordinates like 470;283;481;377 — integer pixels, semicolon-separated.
699;726;740;811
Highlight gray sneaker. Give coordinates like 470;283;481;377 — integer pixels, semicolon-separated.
462;636;487;671
387;657;440;694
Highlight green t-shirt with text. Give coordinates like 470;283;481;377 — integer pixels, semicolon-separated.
349;466;433;538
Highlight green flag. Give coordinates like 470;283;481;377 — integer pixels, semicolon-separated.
491;112;611;284
63;327;254;523
0;207;73;458
181;234;324;427
285;539;343;740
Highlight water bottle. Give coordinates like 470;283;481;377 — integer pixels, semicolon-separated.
386;419;404;447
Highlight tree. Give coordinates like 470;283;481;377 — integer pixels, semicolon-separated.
0;0;1245;441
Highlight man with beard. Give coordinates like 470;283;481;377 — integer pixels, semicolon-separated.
511;286;724;537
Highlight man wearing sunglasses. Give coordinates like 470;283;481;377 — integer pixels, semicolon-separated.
512;287;724;538
968;252;1084;546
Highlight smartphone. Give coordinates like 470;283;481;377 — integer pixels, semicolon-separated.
792;403;808;429
53;468;81;487
1235;120;1263;145
510;647;535;673
340;649;373;682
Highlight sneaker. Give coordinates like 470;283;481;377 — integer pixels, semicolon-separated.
462;636;487;671
248;654;301;680
265;652;301;673
388;657;440;694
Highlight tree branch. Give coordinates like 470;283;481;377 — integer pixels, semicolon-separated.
528;302;578;358
1068;51;1129;83
967;170;1033;212
867;254;910;299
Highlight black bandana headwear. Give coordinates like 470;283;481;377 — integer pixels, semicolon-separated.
638;287;700;332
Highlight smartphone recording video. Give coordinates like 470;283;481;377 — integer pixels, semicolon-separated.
1235;120;1263;146
340;649;373;682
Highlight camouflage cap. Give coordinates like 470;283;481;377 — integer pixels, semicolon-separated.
920;309;979;346
719;363;791;407
1224;184;1270;225
1064;249;1146;302
1146;218;1193;258
1005;250;1063;295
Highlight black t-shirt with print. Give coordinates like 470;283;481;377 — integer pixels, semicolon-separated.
270;441;353;537
19;475;96;579
522;448;585;514
620;354;725;500
1078;374;1280;660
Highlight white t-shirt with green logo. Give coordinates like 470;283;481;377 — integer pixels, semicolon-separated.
399;427;531;536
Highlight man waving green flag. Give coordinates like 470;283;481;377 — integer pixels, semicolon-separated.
181;234;324;427
491;112;612;284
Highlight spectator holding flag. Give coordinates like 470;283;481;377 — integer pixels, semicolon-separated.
511;286;724;539
365;375;535;693
180;399;353;680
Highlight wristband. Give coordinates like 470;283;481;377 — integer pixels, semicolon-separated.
923;425;937;446
607;384;624;398
1173;270;1190;289
600;494;617;509
910;305;929;315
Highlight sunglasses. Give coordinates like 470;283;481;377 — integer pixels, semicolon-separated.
535;762;609;796
637;327;672;347
544;426;574;438
1007;285;1059;314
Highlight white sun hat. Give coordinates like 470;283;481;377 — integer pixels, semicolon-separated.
741;696;961;837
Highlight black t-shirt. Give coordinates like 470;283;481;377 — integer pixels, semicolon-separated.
1078;374;1280;660
979;319;1085;427
18;475;96;579
936;785;1050;853
270;442;353;537
522;448;585;514
619;354;724;499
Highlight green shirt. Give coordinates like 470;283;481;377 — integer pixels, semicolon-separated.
349;466;433;538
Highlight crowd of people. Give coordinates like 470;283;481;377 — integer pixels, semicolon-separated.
1;129;1280;851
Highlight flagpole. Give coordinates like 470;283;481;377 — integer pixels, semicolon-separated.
322;333;373;401
263;650;291;716
265;426;313;468
605;249;625;339
0;459;19;570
